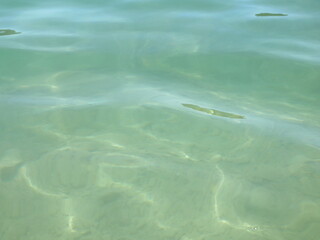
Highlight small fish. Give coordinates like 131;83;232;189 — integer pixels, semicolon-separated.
0;29;21;36
255;13;288;17
182;103;245;119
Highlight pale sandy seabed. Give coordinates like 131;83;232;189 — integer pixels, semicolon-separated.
1;90;319;239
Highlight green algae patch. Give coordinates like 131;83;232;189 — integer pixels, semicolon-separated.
0;29;21;36
255;13;288;17
182;103;245;119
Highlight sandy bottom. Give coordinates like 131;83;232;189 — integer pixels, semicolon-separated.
0;102;319;240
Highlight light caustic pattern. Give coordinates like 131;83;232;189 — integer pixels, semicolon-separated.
213;165;261;234
18;149;156;237
20;166;78;233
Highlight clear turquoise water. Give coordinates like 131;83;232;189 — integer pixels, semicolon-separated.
0;0;320;239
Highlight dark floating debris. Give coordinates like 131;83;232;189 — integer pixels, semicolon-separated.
255;13;288;17
182;103;245;119
0;29;21;36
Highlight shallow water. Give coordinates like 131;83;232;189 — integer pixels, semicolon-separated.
0;0;320;239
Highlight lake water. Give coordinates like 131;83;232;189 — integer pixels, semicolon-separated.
0;0;320;239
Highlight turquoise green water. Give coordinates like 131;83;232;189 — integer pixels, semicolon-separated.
1;0;320;239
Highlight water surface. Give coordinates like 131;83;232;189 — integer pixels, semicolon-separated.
0;0;320;239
